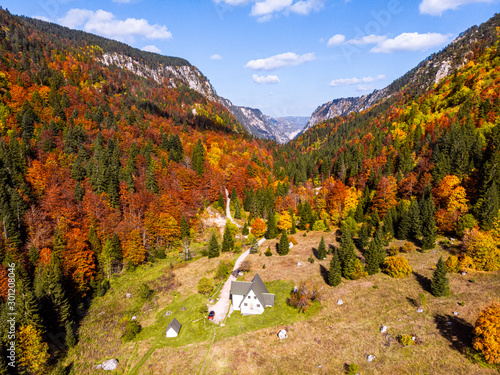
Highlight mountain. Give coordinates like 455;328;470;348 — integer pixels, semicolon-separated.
303;13;500;133
272;116;309;143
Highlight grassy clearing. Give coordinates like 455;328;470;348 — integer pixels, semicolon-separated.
66;230;500;374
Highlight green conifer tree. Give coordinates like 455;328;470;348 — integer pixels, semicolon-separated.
208;233;220;258
217;193;224;209
221;225;234;252
328;250;342;287
265;210;278;239
278;229;289;256
242;222;249;235
408;200;422;240
317;236;327;260
145;165;159;194
358;223;370;249
234;199;242;219
340;226;356;279
365;239;380;275
374;226;386;265
181;215;190;239
191;139;206;176
421;196;437;250
431;257;450;297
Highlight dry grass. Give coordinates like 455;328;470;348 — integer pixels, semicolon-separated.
66;230;500;374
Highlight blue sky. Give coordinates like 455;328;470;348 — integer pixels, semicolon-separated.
2;0;499;117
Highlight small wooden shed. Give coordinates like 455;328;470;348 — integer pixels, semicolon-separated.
166;318;181;338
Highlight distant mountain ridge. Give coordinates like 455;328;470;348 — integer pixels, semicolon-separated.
303;13;500;133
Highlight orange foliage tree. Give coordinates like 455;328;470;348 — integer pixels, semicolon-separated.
124;229;147;265
371;176;398;218
251;218;267;238
473;303;500;364
64;228;96;294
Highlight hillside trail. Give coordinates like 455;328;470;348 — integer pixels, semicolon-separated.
208;249;250;324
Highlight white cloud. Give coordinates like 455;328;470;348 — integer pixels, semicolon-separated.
251;0;293;16
33;15;52;22
330;74;386;87
142;45;161;53
214;0;251;5
245;52;315;71
347;34;387;45
419;0;493;16
210;54;223;60
370;32;451;53
289;0;324;15
58;9;172;42
327;34;345;47
252;74;280;84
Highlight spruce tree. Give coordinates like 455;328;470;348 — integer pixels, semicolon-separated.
383;207;395;238
365;239;380;275
191;139;205;176
180;215;190;239
358;223;369;249
340;226;356;279
317;236;327;260
265;210;278;239
397;205;411;240
217;193;225;209
234;199;242;219
374;226;386;265
145;165;159;194
431;257;450;297
208;233;220;258
278;229;289;256
421;196;437;250
221;225;234;252
290;212;297;234
328;250;342;287
88;225;101;254
408;200;422;240
242;222;249;235
370;209;380;231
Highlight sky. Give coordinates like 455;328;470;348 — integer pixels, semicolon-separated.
2;0;499;117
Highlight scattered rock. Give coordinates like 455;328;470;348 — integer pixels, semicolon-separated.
297;262;302;267
289;242;293;249
453;311;459;316
220;323;225;327
461;271;467;276
398;319;402;321
180;307;186;311
101;359;119;371
131;316;137;320
165;311;172;316
447;321;452;326
380;325;387;333
238;272;244;276
417;308;424;313
412;336;416;341
337;299;344;306
126;293;131;298
367;354;376;363
293;286;298;293
278;329;288;340
94;365;102;370
98;311;105;316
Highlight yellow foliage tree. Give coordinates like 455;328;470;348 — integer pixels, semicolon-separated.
18;324;49;374
462;228;500;271
473;303;500;364
277;211;292;232
145;211;181;248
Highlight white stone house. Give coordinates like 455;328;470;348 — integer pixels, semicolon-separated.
165;318;181;338
230;274;275;315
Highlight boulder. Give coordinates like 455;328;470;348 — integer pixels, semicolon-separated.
126;293;131;298
417;308;423;313
289;242;293;249
380;325;387;333
297;262;302;267
337;299;344;305
367;354;376;363
278;329;288;340
102;359;118;371
131;316;137;320
453;311;459;316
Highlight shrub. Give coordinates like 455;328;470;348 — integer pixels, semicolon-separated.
121;320;141;343
473;303;500;364
265;247;272;257
312;220;326;231
246;233;256;245
96;279;110;297
239;260;251;273
289;236;298;245
462;228;500;271
401;241;416;253
308;255;315;264
419;292;428;306
398;334;415;346
387;244;400;256
346;363;359;375
197;277;214;295
288;282;321;312
382;256;412;278
233;242;242;254
139;283;152;300
351;258;367;280
458;254;475;271
445;255;459;273
216;260;234;280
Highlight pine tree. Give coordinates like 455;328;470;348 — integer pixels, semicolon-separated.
370;209;380;231
374;226;386;265
88;225;101;254
365;239;380;275
358;223;370;249
221;225;234;252
234;199;242;219
265;210;278;239
278;229;289;256
145;165;159;194
431;257;450;297
242;222;249;235
421;196;437;250
208;233;220;258
383;207;395;238
180;215;190;239
328;250;342;287
191;139;206;176
397;205;411;240
65;322;76;348
231;187;238;203
217;193;224;209
317;236;327;260
340;226;356;279
408;200;422;240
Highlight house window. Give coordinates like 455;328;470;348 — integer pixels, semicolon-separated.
254;296;257;299
244;303;247;306
248;296;251;299
257;304;260;307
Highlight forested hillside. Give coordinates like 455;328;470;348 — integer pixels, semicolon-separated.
1;7;500;374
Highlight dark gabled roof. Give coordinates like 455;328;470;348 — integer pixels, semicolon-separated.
230;281;252;296
231;273;275;308
166;318;181;333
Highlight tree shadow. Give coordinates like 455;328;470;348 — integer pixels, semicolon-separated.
319;264;329;284
328;244;336;255
311;247;319;259
413;271;431;293
434;314;474;354
406;296;419;307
